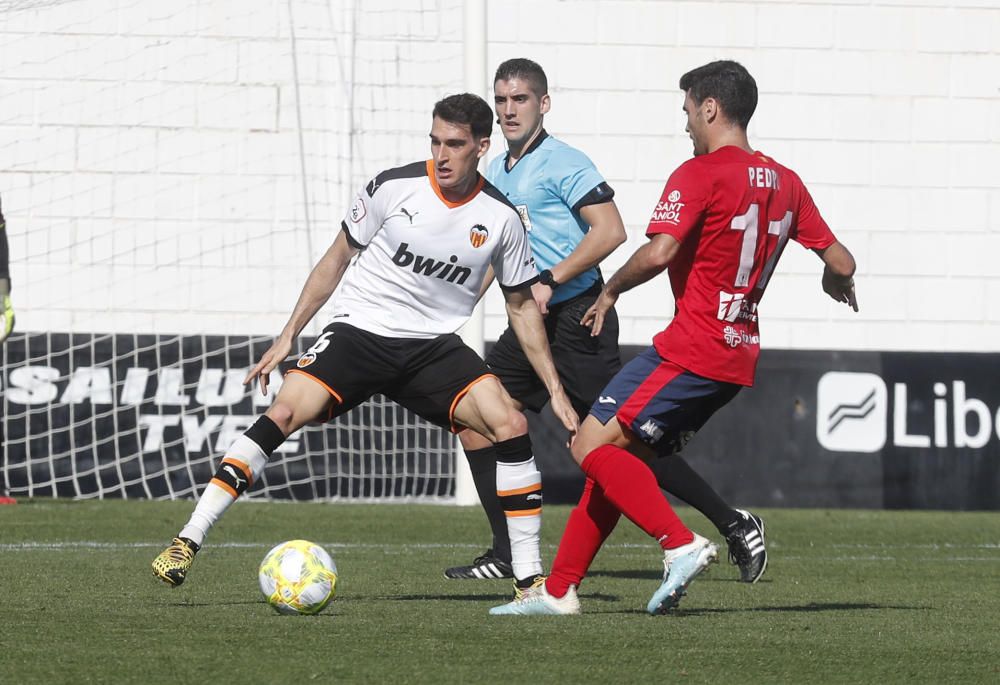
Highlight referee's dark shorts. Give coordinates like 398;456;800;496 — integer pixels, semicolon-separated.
486;281;621;419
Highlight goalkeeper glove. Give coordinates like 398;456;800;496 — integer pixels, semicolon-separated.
0;293;13;343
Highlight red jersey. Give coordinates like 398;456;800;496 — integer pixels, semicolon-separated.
646;146;836;386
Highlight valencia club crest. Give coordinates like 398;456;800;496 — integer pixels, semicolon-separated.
469;224;489;248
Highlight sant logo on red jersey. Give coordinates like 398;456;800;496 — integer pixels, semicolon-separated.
650;189;685;226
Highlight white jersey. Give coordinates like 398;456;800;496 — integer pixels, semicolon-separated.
330;160;538;338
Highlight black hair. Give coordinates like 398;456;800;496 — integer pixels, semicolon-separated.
493;58;548;97
432;93;493;139
679;60;757;129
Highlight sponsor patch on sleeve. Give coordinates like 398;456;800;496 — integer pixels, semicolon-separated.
650;189;685;226
349;197;367;223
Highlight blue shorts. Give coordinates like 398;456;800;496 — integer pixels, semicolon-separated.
589;346;741;455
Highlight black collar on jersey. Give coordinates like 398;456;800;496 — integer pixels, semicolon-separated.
504;128;549;173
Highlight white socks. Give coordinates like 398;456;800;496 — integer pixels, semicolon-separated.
496;457;543;581
179;435;269;546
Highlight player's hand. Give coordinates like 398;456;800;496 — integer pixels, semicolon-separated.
0;294;14;344
244;336;294;395
530;282;553;316
581;288;618;336
822;270;859;312
549;388;579;447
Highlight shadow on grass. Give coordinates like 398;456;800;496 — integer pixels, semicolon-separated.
381;592;621;603
169;600;266;607
580;601;929;617
664;602;928;617
589;569;772;584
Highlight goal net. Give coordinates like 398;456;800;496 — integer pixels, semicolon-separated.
0;0;470;501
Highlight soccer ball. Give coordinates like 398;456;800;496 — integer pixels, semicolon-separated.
258;540;338;615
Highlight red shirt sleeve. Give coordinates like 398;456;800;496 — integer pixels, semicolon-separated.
791;179;836;250
645;160;709;245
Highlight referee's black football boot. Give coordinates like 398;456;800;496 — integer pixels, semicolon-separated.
444;549;514;580
725;509;767;584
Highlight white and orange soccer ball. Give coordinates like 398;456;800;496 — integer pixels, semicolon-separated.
258;540;338;615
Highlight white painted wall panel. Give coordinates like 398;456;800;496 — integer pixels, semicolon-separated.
0;0;996;352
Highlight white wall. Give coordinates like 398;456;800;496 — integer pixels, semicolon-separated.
484;0;1000;351
2;0;998;351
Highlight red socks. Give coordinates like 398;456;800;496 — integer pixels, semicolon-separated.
546;478;621;598
546;444;694;599
580;445;693;549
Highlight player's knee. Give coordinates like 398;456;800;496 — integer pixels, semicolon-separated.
265;402;297;434
490;408;528;444
570;438;592;466
569;423;608;466
508;409;529;436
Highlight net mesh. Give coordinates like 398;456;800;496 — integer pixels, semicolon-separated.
0;0;467;501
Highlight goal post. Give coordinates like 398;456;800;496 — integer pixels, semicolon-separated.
0;0;488;503
453;0;488;507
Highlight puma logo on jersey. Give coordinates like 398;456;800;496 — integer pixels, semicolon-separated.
391;242;472;285
401;207;419;224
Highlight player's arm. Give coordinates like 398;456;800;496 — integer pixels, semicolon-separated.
581;233;681;336
476;265;496;301
813;240;858;312
534;200;626;314
503;287;578;438
245;229;359;392
546;201;627;286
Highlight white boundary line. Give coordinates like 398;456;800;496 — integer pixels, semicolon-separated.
0;541;484;551
2;540;998;555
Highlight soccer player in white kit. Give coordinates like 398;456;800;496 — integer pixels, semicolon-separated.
152;94;579;600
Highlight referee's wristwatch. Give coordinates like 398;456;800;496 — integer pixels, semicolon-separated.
538;269;560;289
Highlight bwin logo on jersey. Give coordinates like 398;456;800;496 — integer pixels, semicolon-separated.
816;372;887;453
391;243;472;285
469;224;489;248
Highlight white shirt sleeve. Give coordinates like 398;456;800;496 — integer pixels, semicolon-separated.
492;210;539;291
341;179;388;247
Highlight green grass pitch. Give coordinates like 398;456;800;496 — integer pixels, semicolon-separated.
1;500;997;684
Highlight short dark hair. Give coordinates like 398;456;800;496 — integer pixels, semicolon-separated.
679;60;757;129
493;58;548;97
432;93;493;139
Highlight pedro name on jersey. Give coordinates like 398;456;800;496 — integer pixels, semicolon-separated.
333;160;537;339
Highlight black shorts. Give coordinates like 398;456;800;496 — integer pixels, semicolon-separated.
487;282;622;418
288;323;495;432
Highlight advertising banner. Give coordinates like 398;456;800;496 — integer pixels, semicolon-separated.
3;335;997;509
1;332;455;500
531;348;1000;510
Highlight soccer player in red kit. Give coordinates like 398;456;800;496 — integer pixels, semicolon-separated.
492;60;858;616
